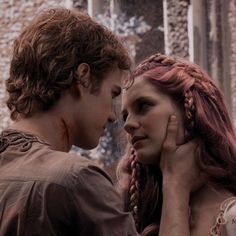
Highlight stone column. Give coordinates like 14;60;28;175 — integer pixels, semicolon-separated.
205;0;223;88
191;0;208;71
229;0;236;126
87;0;107;17
221;0;232;116
203;0;233;115
163;0;190;58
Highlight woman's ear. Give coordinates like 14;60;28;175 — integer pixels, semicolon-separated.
76;63;91;88
184;129;195;143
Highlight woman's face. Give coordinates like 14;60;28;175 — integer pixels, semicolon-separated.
121;75;185;165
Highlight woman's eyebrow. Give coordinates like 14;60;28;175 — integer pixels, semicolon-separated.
121;96;154;113
132;96;155;104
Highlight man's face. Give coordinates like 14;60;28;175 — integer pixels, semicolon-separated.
72;67;124;149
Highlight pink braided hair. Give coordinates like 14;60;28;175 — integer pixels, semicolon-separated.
129;148;140;228
132;53;217;134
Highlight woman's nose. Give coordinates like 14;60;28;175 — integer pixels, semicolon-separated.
123;116;139;134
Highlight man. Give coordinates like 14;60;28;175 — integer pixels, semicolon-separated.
0;7;136;235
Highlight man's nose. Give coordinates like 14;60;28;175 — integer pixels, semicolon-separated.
108;110;116;123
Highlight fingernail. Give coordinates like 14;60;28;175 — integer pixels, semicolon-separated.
170;115;177;121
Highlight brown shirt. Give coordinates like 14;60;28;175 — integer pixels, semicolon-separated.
0;130;137;236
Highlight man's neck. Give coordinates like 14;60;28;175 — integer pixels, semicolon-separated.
10;113;72;152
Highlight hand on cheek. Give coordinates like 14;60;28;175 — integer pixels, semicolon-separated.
160;115;200;193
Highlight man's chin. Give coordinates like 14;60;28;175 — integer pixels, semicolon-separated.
75;139;99;150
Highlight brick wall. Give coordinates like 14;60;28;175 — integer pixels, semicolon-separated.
0;0;71;131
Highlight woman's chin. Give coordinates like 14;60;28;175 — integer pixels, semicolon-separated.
136;151;160;166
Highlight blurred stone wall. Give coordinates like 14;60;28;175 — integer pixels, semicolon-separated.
120;0;164;64
1;0;236;133
0;0;70;131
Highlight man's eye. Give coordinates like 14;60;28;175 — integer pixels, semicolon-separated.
122;113;128;122
112;89;121;98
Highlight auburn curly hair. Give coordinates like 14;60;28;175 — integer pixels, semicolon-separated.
7;7;131;120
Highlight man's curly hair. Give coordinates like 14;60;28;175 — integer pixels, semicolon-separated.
7;7;131;120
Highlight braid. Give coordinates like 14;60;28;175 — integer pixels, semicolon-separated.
183;63;219;133
134;53;176;77
184;63;215;93
129;149;140;229
184;90;195;131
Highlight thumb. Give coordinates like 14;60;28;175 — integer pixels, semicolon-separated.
162;115;178;152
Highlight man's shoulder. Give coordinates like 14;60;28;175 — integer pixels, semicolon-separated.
0;140;110;189
37;149;111;188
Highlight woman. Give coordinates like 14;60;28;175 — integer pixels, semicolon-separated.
119;53;236;235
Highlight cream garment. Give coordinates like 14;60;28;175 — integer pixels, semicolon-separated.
210;197;236;236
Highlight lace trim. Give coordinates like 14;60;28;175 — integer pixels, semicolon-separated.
210;197;236;236
0;129;50;152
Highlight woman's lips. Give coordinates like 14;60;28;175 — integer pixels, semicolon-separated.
131;136;147;146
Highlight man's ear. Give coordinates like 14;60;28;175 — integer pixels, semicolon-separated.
76;63;91;88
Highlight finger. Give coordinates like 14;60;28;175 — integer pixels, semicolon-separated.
163;115;178;151
183;139;199;152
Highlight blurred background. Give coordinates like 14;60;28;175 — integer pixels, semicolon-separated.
0;0;236;178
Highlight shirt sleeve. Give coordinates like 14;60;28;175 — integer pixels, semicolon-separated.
69;165;139;236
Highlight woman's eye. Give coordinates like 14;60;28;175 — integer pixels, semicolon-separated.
137;101;151;112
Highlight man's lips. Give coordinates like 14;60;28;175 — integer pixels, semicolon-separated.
131;136;147;146
101;127;107;136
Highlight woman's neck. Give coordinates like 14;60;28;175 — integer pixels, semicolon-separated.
189;184;233;231
190;184;232;210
